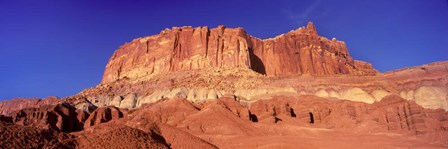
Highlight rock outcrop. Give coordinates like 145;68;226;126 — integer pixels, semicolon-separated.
8;103;86;132
83;106;126;128
384;61;448;110
2;95;447;148
0;96;59;116
370;95;435;135
248;95;448;136
248;22;377;76
101;22;377;84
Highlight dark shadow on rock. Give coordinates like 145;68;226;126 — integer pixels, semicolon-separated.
0;115;13;123
309;112;314;124
290;108;296;117
274;117;282;123
248;47;266;75
150;129;171;148
272;107;282;123
248;111;258;122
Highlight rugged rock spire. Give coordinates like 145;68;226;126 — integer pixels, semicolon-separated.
306;21;316;32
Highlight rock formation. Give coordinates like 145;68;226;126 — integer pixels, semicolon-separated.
8;103;86;132
59;23;446;112
83;106;126;128
0;96;59;116
1;22;447;148
248;22;377;76
78;60;448;111
2;95;448;148
101;22;377;84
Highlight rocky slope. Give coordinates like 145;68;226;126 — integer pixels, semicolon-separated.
1;95;447;148
0;121;77;149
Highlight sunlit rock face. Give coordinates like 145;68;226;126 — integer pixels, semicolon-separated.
101;22;377;84
101;26;252;84
400;86;448;110
248;22;378;77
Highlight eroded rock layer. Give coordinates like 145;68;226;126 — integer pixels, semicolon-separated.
1;96;447;148
8;103;86;132
78;61;448;110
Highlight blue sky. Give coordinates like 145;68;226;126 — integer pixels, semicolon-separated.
0;0;447;100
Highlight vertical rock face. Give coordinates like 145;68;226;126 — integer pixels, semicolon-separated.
102;26;252;83
101;22;377;84
248;22;376;76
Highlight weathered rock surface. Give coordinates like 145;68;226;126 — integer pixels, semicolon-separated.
101;22;377;84
0;96;59;116
78;103;218;149
385;61;448;110
247;95;448;141
133;98;200;126
370;95;437;135
8;103;86;132
248;22;377;76
2;95;448;148
77;123;170;149
83;106;126;129
0;122;77;149
78;61;448;111
178;98;259;135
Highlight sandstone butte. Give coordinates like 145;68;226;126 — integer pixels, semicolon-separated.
101;22;377;84
1;22;447;149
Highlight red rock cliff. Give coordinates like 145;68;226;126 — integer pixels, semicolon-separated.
101;22;378;84
248;22;377;76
